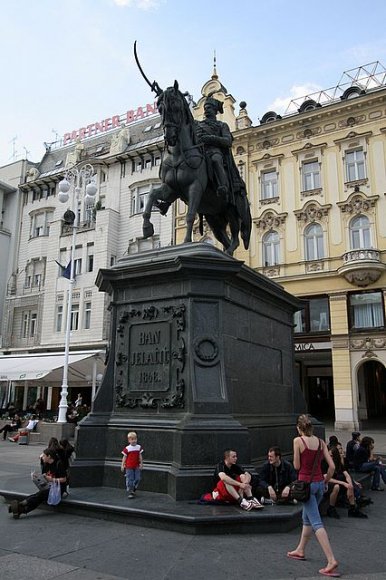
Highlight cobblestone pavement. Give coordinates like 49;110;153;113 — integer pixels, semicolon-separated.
1;438;386;580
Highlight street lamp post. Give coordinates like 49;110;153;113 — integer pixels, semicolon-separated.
57;163;97;423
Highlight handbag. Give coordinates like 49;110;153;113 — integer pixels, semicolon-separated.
289;439;322;502
47;479;62;506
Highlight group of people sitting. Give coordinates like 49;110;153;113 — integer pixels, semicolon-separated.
9;436;74;519
202;430;383;517
202;446;297;511
0;414;39;442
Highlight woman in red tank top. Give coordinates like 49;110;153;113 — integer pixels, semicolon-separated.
287;414;340;578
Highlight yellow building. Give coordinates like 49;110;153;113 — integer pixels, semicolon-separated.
177;62;386;430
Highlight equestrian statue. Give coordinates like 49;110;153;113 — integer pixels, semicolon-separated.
134;42;252;256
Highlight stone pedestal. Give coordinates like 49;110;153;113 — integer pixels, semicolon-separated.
70;243;306;499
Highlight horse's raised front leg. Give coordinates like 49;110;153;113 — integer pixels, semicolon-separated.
142;183;175;239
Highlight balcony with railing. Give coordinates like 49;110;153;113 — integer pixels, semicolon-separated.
338;248;386;287
61;219;96;236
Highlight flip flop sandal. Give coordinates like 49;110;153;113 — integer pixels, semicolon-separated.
287;552;306;561
319;568;341;577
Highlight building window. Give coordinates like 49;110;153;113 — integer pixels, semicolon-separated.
154;156;161;166
261;170;278;200
349;215;371;249
120;161;126;178
22;312;29;338
345;149;365;182
21;310;38;338
30;312;37;337
30;211;54;238
56;305;63;332
25;259;45;288
33;273;41;288
131;185;150;215
84;200;95;224
262;230;280;266
349;291;384;329
87;243;94;272
294;296;330;334
70;304;79;331
84;301;92;329
302;161;320;191
305;223;324;260
74;258;82;276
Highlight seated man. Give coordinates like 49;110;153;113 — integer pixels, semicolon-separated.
346;431;361;470
210;449;263;511
9;415;38;442
258;446;297;504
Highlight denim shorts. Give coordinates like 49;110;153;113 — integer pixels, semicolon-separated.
301;480;325;532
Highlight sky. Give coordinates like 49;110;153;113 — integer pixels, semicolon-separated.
2;0;386;166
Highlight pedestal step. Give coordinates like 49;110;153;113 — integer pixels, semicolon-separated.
0;486;302;535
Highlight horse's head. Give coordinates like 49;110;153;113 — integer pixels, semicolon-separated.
158;80;187;147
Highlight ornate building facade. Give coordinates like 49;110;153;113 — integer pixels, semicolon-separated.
176;62;386;430
234;63;386;429
0;109;173;412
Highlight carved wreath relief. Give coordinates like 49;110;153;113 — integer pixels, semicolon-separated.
115;304;186;409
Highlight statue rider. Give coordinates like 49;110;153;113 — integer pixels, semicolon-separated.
196;96;232;201
196;96;246;205
154;93;247;216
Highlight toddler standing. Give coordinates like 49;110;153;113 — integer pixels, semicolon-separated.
121;431;143;499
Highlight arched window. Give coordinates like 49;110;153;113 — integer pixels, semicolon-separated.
263;231;280;266
305;223;324;260
350;215;371;249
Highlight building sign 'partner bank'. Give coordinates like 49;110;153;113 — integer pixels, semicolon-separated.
63;102;158;144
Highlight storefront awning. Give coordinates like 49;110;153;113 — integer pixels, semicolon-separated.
0;350;104;382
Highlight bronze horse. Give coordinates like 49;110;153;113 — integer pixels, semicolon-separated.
142;81;251;255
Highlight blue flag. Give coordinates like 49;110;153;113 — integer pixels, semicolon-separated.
55;260;73;280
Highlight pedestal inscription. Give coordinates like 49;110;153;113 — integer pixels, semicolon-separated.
115;303;186;410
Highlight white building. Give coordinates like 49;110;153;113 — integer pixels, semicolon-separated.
0;109;174;413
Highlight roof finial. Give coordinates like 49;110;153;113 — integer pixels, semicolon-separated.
212;50;218;80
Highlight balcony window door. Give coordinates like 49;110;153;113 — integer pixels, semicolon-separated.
263;231;280;266
350;215;371;249
305;223;324;260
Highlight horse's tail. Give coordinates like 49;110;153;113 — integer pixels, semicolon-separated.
236;192;252;250
199;213;204;236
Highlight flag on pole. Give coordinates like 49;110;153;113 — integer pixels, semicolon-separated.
55;260;73;280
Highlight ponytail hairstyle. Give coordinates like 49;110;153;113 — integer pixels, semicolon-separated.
296;414;313;436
